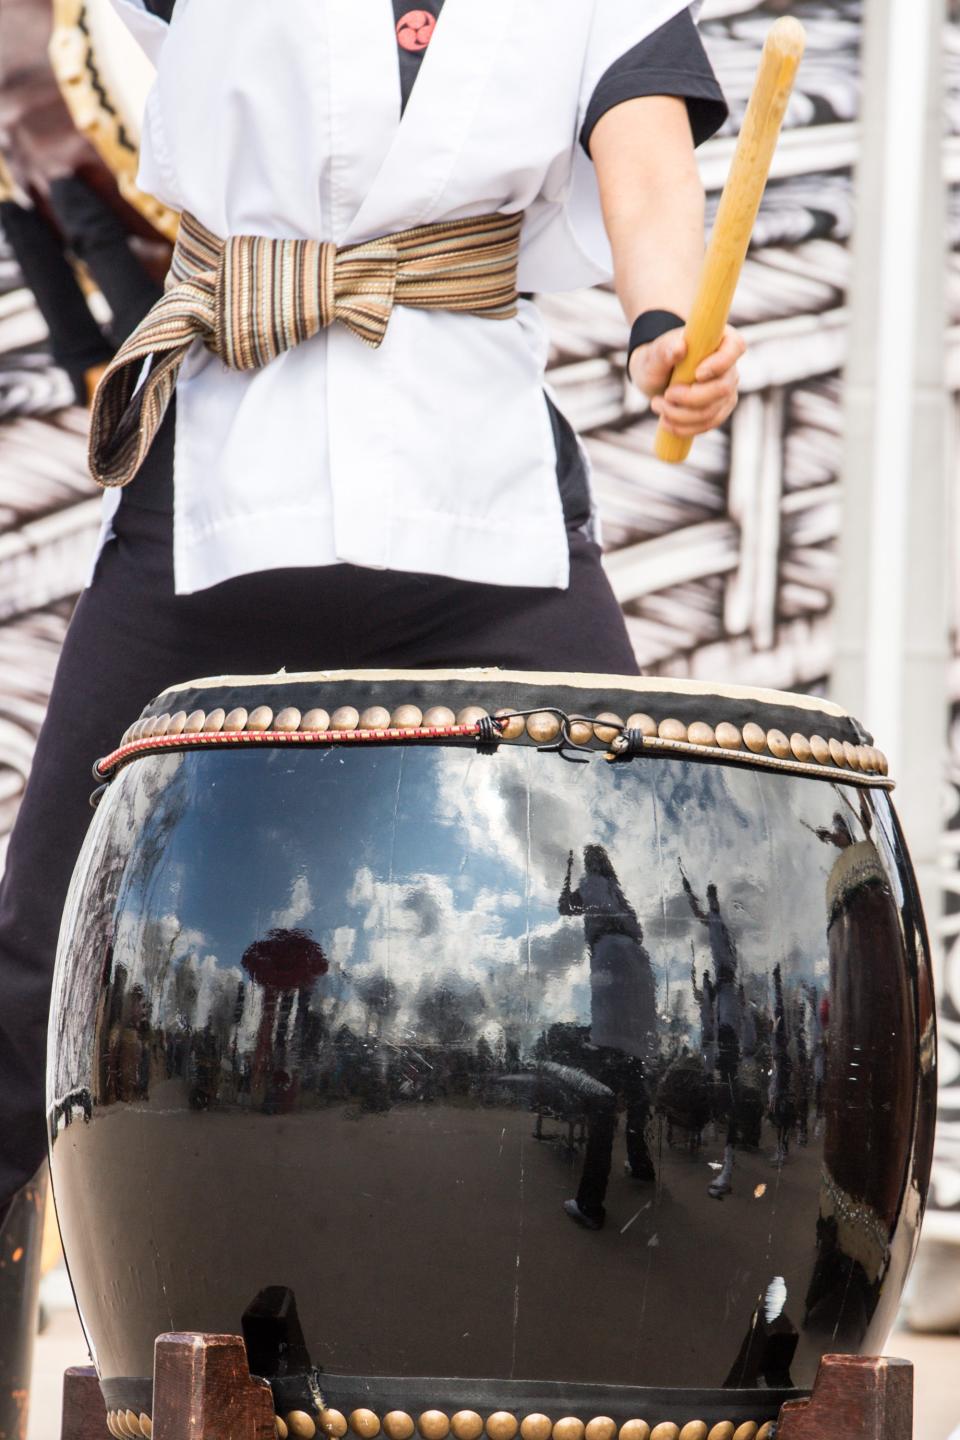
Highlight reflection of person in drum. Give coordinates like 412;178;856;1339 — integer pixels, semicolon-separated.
558;846;658;1229
680;865;742;1197
0;0;744;1265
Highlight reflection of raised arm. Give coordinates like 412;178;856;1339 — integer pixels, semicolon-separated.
558;851;584;917
679;862;708;923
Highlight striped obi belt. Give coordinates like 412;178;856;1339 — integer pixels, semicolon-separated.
88;208;525;489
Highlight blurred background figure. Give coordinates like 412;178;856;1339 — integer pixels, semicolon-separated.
0;0;167;406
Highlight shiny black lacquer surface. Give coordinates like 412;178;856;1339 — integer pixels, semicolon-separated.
48;741;933;1397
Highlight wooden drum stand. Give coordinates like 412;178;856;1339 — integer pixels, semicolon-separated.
60;1345;913;1440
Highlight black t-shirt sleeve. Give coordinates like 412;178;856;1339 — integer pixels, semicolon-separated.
143;0;175;19
581;9;728;157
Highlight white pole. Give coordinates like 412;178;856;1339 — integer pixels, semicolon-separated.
832;0;948;907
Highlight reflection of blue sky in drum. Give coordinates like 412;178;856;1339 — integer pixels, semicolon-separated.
100;746;877;1054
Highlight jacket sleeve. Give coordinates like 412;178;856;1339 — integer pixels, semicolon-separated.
578;0;705;133
580;8;727;156
108;0;171;65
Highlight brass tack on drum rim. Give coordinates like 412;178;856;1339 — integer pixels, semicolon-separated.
203;708;227;733
393;705;425;732
361;706;392;730
754;1427;775;1440
520;1418;552;1440
152;714;172;736
527;712;562;744
706;1426;734;1440
115;1413;136;1438
247;705;274;732
139;1419;153;1440
321;1411;348;1437
829;737;846;767
276;1421;289;1440
742;722;766;754
766;729;790;759
809;734;829;765
584;1419;617;1440
350;1411;382;1439
494;708;525;741
383;1414;416;1440
451;1413;484;1440
423;706;457;728
715;722;742;751
627;713;657;738
843;740;860;770
594;712;624;744
139;717;158;740
105;1416;119;1439
658;718;687;742
485;1414;518;1440
732;1425;758;1440
790;732;812;763
649;1426;679;1440
184;709;206;734
127;1411;144;1437
552;1419;585;1440
567;718;594;746
286;1414;318;1440
224;707;248;732
687;722;716;747
618;1426;649;1440
275;707;302;732
301;708;331;732
458;706;489;728
418;1413;451;1440
679;1425;708;1440
332;707;361;732
167;710;188;735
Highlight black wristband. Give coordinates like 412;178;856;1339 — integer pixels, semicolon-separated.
627;310;686;369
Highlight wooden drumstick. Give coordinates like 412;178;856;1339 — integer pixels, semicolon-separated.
654;16;806;465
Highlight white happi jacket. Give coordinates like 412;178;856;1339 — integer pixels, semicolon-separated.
110;0;700;594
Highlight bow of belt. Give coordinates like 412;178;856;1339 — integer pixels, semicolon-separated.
88;209;524;489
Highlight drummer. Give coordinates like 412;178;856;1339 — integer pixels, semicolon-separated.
0;0;742;1236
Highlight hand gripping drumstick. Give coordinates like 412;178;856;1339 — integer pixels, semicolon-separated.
654;17;806;465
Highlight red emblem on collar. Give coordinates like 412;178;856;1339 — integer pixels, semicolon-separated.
396;9;437;53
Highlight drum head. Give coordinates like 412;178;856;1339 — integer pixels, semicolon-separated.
49;0;178;242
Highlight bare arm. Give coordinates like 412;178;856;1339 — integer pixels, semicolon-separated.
590;96;744;439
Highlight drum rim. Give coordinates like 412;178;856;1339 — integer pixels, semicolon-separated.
93;696;893;793
156;669;851;720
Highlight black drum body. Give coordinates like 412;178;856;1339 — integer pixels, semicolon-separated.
47;671;936;1436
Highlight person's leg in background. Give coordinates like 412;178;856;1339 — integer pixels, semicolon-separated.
47;176;162;347
0;198;112;405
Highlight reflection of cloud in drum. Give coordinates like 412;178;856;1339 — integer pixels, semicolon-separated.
269;873;313;930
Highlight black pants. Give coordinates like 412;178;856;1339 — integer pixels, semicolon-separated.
0;492;638;1207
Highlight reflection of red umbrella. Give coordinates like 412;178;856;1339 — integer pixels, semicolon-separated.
243;929;328;1112
242;928;328;991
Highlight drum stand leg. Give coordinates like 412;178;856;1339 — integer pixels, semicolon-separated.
153;1333;275;1440
777;1355;913;1439
61;1368;108;1440
0;1167;47;1440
